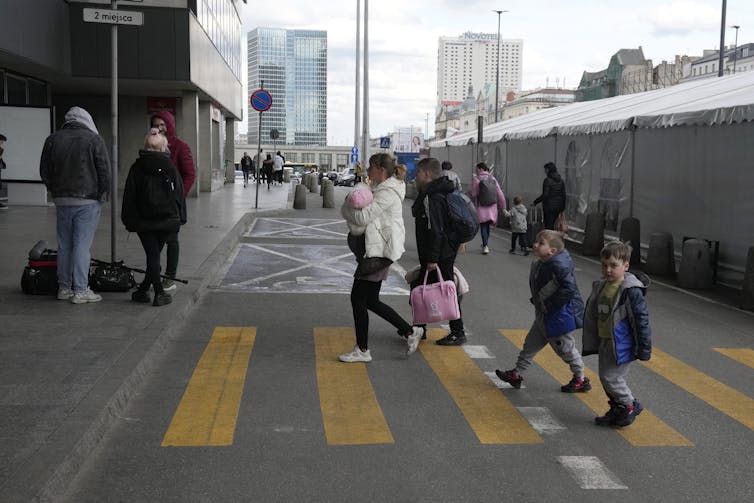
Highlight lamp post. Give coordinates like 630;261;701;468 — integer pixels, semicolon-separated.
493;9;508;123
731;24;740;73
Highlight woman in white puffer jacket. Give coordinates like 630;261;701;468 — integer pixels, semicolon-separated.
339;153;423;362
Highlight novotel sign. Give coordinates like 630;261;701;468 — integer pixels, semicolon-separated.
461;32;498;41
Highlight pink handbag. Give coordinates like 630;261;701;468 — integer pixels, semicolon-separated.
410;268;460;325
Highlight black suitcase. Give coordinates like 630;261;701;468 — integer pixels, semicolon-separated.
21;249;59;295
527;205;544;247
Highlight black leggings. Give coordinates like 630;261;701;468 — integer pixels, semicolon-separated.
351;278;413;350
137;230;171;293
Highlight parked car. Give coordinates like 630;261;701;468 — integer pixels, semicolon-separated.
337;167;356;186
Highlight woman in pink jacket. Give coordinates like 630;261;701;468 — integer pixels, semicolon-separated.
469;162;507;254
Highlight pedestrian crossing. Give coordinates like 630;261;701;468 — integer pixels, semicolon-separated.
162;326;752;449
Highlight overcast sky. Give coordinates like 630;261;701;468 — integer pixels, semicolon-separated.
239;0;753;145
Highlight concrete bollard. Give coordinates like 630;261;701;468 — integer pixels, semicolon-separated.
644;232;675;276
309;176;319;193
293;183;307;210
619;217;642;266
582;212;604;256
323;180;335;208
320;177;325;196
678;239;714;289
283;170;290;183
741;246;754;311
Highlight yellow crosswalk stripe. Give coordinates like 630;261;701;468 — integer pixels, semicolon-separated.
421;329;542;444
314;327;394;445
162;327;256;447
499;329;693;446
642;348;754;431
713;348;754;370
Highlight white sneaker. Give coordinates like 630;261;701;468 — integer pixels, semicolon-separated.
482;245;490;254
406;327;423;356
70;288;102;304
57;287;74;300
339;346;372;363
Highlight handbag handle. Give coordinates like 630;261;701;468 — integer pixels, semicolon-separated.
422;267;445;285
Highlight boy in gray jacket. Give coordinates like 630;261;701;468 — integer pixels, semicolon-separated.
504;196;528;255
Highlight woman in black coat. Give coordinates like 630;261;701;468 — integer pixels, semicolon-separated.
533;161;566;230
122;129;186;306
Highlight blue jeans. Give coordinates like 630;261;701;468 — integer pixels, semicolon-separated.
480;221;491;246
56;203;101;293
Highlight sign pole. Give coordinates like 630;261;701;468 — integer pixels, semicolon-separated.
110;0;118;262
255;109;261;209
249;82;273;210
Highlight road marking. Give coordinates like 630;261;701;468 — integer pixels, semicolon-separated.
557;456;628;489
314;327;394;445
499;330;693;446
162;327;256;447
642;348;754;431
463;345;495;359
713;348;754;370
420;329;542;444
517;407;566;434
248;217;348;240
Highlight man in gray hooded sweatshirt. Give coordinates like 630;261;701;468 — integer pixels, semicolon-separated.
40;106;111;304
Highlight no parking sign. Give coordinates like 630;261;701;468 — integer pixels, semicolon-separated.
250;89;272;112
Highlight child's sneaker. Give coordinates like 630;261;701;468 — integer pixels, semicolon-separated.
595;400;619;426
560;375;591;393
339;346;372;363
611;400;643;427
495;368;523;389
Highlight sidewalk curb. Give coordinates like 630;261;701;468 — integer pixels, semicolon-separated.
30;213;258;503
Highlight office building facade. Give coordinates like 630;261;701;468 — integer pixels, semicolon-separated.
247;28;327;146
0;0;245;204
437;32;523;107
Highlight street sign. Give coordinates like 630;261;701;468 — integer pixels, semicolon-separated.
379;137;391;149
350;153;358;163
250;89;273;112
83;8;144;26
351;146;358;155
270;128;280;140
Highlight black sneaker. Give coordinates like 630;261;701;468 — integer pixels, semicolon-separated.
595;400;619;426
436;332;466;346
611;400;643;427
561;375;592;393
153;291;172;307
131;289;151;303
495;368;523;389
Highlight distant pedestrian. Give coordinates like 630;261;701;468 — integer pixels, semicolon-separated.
150;111;195;292
495;230;590;393
262;154;274;190
0;133;7;210
121;128;186;307
469;162;506;255
39;106;110;304
273;151;284;184
533;161;566;230
339;153;422;362
240;152;253;187
583;241;652;427
411;157;467;346
504;196;529;255
441;160;461;191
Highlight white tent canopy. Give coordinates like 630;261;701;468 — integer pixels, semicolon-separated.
431;71;754;146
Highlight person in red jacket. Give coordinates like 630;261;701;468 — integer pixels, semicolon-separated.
150;111;195;290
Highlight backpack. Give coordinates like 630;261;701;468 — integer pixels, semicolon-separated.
138;168;178;220
444;191;480;244
477;175;498;206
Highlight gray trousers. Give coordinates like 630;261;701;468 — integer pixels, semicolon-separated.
515;314;585;378
598;338;635;406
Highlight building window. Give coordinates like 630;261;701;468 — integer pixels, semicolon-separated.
6;73;26;105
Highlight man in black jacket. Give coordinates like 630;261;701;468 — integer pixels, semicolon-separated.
533;161;566;230
411;157;466;346
40;106;110;304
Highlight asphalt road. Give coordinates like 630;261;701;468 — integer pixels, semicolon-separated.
63;206;754;502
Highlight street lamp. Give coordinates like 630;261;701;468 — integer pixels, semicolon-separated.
731;25;740;73
493;9;508;123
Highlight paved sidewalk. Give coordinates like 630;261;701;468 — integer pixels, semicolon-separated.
0;180;292;502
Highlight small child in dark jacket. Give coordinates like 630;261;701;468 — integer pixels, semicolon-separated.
495;230;590;392
582;241;651;427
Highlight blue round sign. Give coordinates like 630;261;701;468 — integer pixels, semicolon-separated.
250;89;272;112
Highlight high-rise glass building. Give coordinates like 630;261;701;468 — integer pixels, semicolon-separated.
247;28;327;146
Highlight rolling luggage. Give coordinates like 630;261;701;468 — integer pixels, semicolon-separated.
20;247;58;295
527;205;544;246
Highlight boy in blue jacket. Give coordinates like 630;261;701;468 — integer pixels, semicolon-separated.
583;241;652;427
496;230;590;392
